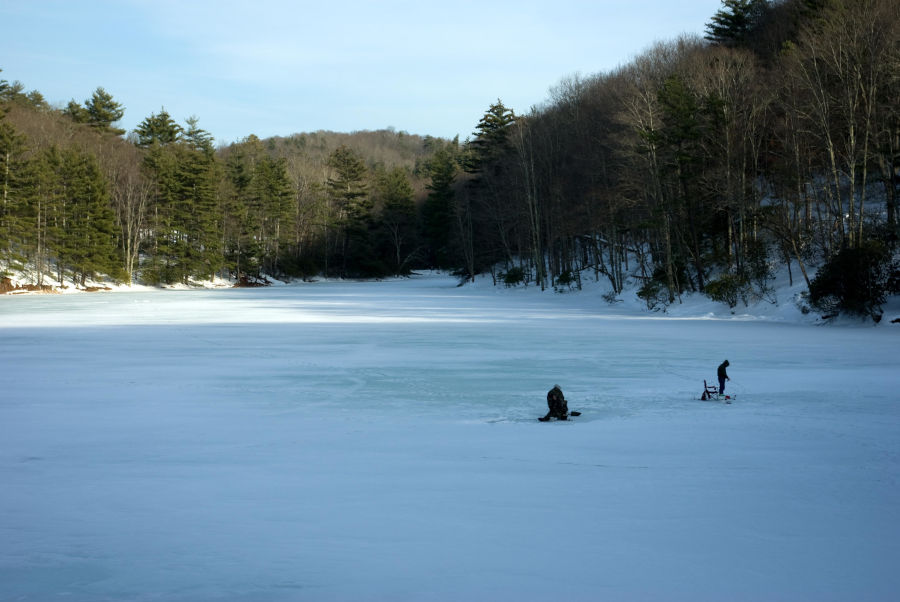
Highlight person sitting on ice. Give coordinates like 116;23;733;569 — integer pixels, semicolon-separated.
718;360;730;396
539;385;569;421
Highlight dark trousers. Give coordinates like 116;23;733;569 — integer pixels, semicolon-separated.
719;377;726;395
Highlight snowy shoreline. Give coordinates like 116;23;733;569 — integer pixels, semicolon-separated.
3;268;898;327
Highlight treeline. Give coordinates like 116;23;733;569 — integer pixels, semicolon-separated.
1;0;898;318
447;0;899;318
0;82;448;284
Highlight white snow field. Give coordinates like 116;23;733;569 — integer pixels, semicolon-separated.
1;272;898;601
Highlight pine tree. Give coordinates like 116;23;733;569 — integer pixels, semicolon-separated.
467;100;516;175
376;166;417;274
422;145;458;268
142;141;180;284
178;118;222;281
657;74;718;292
31;146;65;284
251;156;294;276
223;144;259;280
44;147;121;285
0;107;28;272
326;145;372;276
223;145;256;279
0;72;48;110
183;116;214;155
66;87;126;135
64;100;90;124
705;0;768;47
221;135;296;280
460;100;517;280
134;108;182;147
141;116;223;284
86;87;126;135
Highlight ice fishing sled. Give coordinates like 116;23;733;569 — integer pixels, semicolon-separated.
701;380;731;403
538;411;581;422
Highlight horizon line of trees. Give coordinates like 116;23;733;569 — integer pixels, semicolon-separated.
2;0;898;318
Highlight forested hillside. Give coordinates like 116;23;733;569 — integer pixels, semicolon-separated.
0;93;444;284
1;0;898;318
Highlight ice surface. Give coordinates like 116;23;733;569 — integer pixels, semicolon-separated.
1;273;898;601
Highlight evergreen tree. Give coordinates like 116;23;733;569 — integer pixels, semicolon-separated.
809;240;896;319
67;87;126;135
461;100;517;280
142;141;180;284
134;108;182;147
141;116;222;284
0;73;50;110
178;118;222;281
221;135;296;280
0;72;48;109
375;166;417;274
222;144;260;280
31;146;65;283
422;145;458;268
183;116;214;155
86;87;126;135
656;74;712;291
326;145;372;276
251;155;294;276
24;90;49;110
42;147;121;285
467;100;516;175
0;107;30;273
64;100;90;124
705;0;768;47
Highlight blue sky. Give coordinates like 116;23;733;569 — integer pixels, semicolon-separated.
1;0;723;145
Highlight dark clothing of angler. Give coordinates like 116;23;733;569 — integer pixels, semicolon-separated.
718;360;730;395
540;385;569;421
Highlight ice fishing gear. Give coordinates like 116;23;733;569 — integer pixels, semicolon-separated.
538;410;581;422
701;380;733;404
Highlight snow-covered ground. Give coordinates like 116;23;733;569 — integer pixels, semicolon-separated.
1;272;898;601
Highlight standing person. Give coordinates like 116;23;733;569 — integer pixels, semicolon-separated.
717;360;730;396
540;385;569;421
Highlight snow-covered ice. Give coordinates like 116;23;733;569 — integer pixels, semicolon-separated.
1;272;898;601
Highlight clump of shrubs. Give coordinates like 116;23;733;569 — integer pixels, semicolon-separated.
704;273;747;309
556;270;574;287
704;241;776;309
637;279;669;311
554;270;580;292
502;266;526;287
808;240;898;321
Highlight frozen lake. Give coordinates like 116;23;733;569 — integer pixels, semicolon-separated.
1;273;898;601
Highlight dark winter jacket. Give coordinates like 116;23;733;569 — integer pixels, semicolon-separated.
544;385;569;420
717;361;729;380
